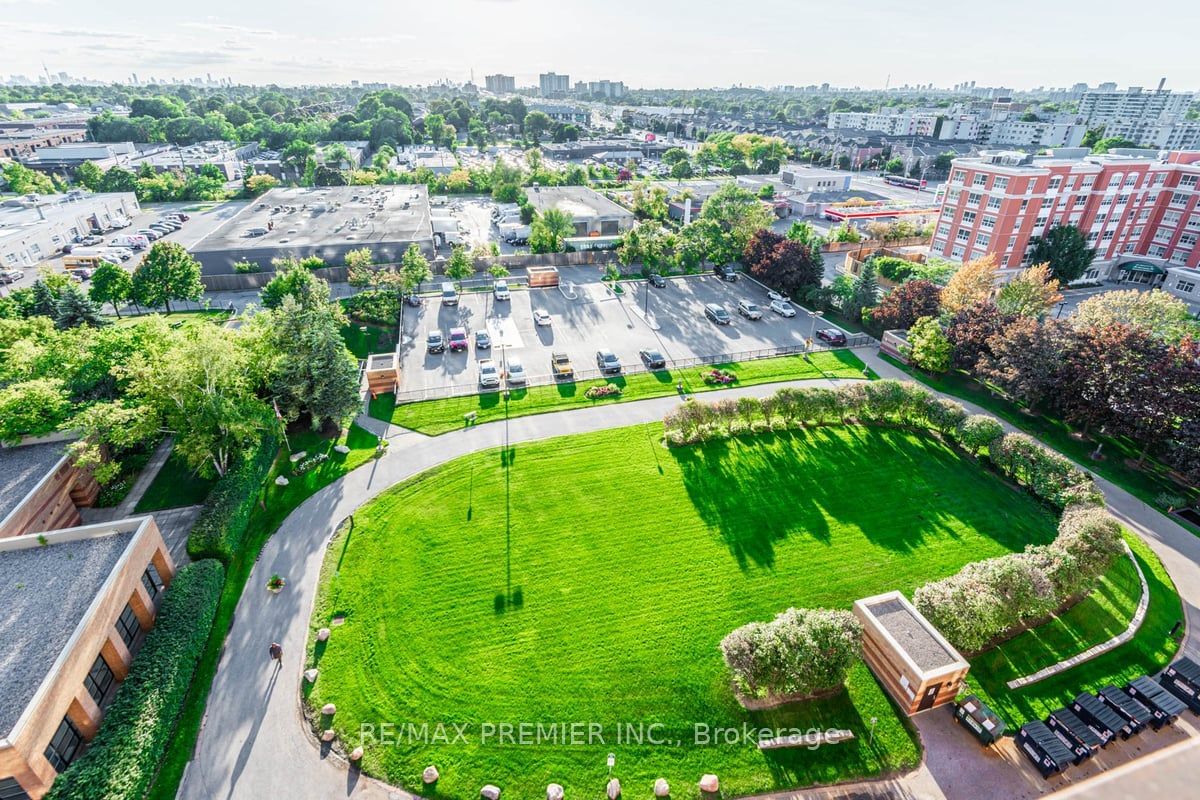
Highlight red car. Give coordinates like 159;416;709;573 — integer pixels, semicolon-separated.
816;328;848;346
448;327;469;352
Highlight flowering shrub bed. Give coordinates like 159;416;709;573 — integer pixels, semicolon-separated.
294;452;329;474
584;384;622;400
702;368;737;386
720;607;862;700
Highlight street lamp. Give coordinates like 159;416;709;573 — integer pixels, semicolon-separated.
1055;301;1068;319
807;309;825;348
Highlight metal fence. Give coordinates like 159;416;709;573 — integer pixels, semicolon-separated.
390;334;876;405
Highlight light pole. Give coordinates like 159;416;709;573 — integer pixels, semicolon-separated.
807;309;824;349
1055;301;1068;319
868;716;878;748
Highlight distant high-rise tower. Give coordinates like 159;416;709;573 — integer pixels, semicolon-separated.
539;72;569;97
485;74;516;93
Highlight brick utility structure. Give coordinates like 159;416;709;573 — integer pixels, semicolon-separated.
853;591;970;715
0;442;98;540
0;517;175;799
930;149;1200;307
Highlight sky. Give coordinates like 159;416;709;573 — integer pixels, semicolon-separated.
4;0;1199;91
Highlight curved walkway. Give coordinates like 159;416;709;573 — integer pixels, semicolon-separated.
178;352;1200;800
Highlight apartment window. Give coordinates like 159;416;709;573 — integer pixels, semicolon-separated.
44;717;84;772
1187;216;1200;231
1048;176;1063;190
1133;225;1145;237
993;176;1009;190
962;211;977;225
946;189;961;203
986;196;1002;211
974;233;991;248
936;223;950;238
83;654;117;706
1081;176;1095;188
1008;236;1018;251
115;604;141;648
1020;199;1030;211
967;192;982;206
972;173;988;187
950;170;966;184
142;563;164;600
1139;209;1152;220
1180;233;1198;249
0;778;31;800
1100;196;1114;206
1117;194;1129;204
1107;174;1123;188
1176;280;1197;294
1125;174;1140;187
955;229;970;242
1102;230;1115;241
1036;216;1049;229
1180;175;1198;188
950;246;965;259
980;216;996;230
1163;211;1182;226
1149;245;1168;258
1171;192;1188;206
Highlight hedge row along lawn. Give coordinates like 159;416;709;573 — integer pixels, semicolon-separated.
880;355;1200;537
371;349;869;435
306;423;1064;798
965;533;1181;726
146;423;380;800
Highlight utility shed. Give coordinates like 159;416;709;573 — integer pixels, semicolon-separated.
364;353;399;398
853;591;969;715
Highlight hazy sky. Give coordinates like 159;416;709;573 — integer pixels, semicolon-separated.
4;0;1199;90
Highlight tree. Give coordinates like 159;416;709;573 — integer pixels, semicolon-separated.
281;140;315;176
2;162;56;195
260;264;331;310
88;261;134;318
744;232;822;297
1091;136;1140;154
844;263;879;323
995;263;1062;318
98;166;138;194
54;284;106;329
940;254;999;314
343;247;375;289
1072;288;1197;342
946;301;1014;371
1103;334;1200;465
883;157;905;175
444;245;474;285
487;263;509;280
523;111;552;141
529;209;574;254
0;378;71;443
786;220;823;249
906;316;951;373
976;318;1067;411
699;182;773;264
75;161;103;191
243;173;278;197
399;243;432;294
869;280;942;330
1027;225;1095;283
720;607;861;700
131;242;203;313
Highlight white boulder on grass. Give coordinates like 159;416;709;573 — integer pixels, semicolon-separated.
303;668;318;683
654;779;670;797
423;766;440;784
334;444;351;454
349;746;363;761
275;476;290;486
290;451;307;462
606;778;620;799
699;774;719;793
481;785;501;800
321;729;335;742
317;627;331;641
546;784;564;800
321;703;336;716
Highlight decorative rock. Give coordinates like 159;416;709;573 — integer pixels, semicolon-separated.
304;668;318;683
275;476;290;486
606;778;620;799
334;444;351;454
321;703;337;716
698;775;719;794
481;784;501;800
546;784;564;800
653;779;670;797
423;765;440;784
321;729;336;742
349;746;363;762
290;451;307;462
317;628;331;641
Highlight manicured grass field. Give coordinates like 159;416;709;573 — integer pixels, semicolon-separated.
108;309;232;328
340;320;397;359
965;533;1181;725
135;450;217;512
308;424;1064;798
372;349;869;435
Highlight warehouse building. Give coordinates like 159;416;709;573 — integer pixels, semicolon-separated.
523;186;635;237
0;191;140;271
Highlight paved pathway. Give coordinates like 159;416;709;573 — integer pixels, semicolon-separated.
114;436;175;517
179;355;1200;800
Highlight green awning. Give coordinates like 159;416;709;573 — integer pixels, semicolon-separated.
1120;261;1165;275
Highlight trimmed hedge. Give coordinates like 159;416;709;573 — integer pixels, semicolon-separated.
720;607;862;700
187;433;279;563
47;559;226;800
987;432;1104;509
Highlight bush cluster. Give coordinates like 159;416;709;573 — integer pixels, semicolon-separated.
187;433;280;563
702;368;737;386
342;289;400;325
46;560;226;800
720;607;862;700
988;432;1104;509
584;384;622;399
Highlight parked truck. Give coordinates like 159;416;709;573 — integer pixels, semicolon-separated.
499;222;530;245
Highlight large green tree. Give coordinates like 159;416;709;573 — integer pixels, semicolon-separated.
529;209;575;254
1027;225;1095;283
698;182;773;264
131;242;203;313
260;264;331;310
89;261;133;318
54;284;106;329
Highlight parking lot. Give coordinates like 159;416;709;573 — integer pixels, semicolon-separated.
398;267;857;394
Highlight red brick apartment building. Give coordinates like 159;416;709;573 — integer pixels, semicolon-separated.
931;149;1200;309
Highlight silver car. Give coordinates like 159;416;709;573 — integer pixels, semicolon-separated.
505;356;527;385
770;299;797;318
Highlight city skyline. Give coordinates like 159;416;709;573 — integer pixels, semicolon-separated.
2;0;1200;91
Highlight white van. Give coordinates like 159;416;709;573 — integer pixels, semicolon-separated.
493;212;522;227
431;217;465;246
440;281;459;306
109;234;149;250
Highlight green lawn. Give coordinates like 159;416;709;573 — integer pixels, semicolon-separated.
307;423;1065;798
340;321;397;359
881;356;1200;537
134;450;218;512
965;533;1182;726
372;349;869;435
146;423;381;800
108;309;232;328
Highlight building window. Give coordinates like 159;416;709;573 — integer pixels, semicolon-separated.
993;176;1009;190
962;210;977;225
1048;176;1062;189
1180;175;1198;188
950;246;965;259
1180;233;1198;249
980;216;996;230
936;223;950;237
44;717;84;772
975;233;991;247
950;170;965;184
972;174;988;187
967;192;982;207
0;778;30;800
83;654;116;706
1081;176;1095;188
955;229;970;242
116;604;141;648
1176;280;1197;294
1171;192;1188;207
142;564;164;600
986;196;1002;211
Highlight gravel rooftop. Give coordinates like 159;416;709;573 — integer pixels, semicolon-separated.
868;598;958;672
0;442;65;526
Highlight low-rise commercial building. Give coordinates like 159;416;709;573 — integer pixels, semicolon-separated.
523;186;635;237
0;191;140;271
0;127;88;160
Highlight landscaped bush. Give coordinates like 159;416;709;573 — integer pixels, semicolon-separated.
702;368;737;386
956;414;1004;455
989;432;1103;509
46;559;225;800
1036;504;1125;600
585;384;622;399
720;607;862;700
187;433;280;563
342;289;400;325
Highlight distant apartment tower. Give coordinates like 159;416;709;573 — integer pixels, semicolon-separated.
539;72;570;97
485;74;515;93
586;80;626;99
930;149;1200;307
1078;82;1199;147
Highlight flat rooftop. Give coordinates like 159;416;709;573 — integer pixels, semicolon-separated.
0;527;137;737
524;186;632;220
865;597;959;672
0;442;66;526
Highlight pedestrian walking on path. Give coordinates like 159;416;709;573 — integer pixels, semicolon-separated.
268;641;283;667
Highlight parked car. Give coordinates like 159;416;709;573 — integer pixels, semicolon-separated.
533;308;552;326
648;272;666;288
639;348;666;369
426;330;445;353
551;351;574;379
493;279;511;301
737;300;763;320
440;282;458;306
404;293;423;307
704;303;732;324
816;328;848;345
475;330;492;349
0;269;26;284
448;327;469;352
770;299;797;318
136;229;162;241
767;290;784;302
505;356;527;385
596;349;622;374
156;219;181;230
478;359;501;388
79;234;103;246
714;265;738;282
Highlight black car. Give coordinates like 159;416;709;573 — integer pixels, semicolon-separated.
639;348;666;369
714;265;738;282
816;328;848;345
404;293;423;307
648;273;666;288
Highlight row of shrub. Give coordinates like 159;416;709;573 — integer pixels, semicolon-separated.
47;559;226;800
913;505;1125;653
187;432;280;563
720;607;863;701
341;289;399;326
